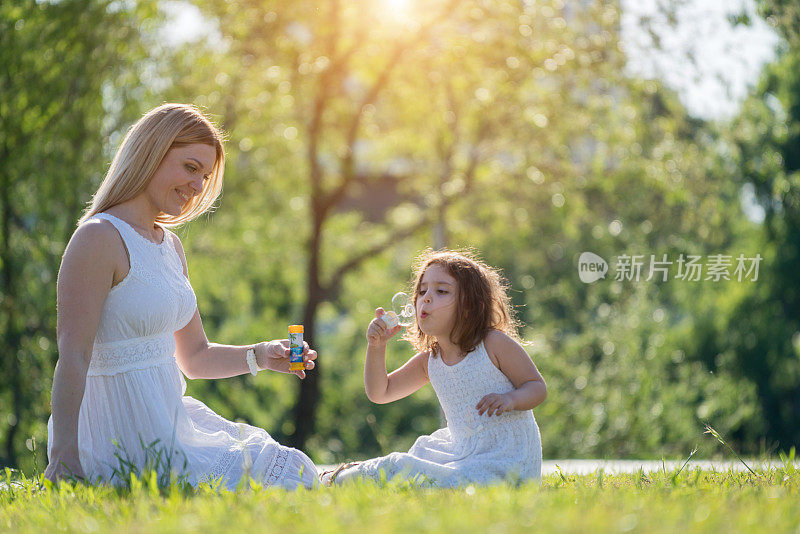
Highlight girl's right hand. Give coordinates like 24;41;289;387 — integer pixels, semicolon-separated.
366;308;401;347
44;450;85;483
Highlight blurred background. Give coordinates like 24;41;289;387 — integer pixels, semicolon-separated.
2;0;799;472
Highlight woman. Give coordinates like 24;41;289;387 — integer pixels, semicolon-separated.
44;103;318;490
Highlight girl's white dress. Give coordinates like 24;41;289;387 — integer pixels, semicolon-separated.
352;340;542;487
47;213;318;490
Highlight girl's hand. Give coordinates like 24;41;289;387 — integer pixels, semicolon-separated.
256;340;317;379
366;308;401;347
476;392;515;417
44;451;85;483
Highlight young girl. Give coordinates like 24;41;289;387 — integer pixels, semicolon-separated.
323;250;545;487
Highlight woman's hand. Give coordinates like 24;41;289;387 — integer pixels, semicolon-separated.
256;340;317;379
476;392;516;417
44;450;85;483
366;308;401;347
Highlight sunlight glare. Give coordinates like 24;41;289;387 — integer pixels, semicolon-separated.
379;0;417;26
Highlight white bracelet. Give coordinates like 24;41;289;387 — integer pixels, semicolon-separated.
246;346;259;376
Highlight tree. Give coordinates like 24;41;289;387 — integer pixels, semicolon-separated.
159;0;763;458
719;0;800;450
0;0;157;468
176;0;617;449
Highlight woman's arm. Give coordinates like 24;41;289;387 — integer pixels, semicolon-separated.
174;312;316;379
475;330;547;416
45;220;124;482
364;308;429;404
170;235;316;380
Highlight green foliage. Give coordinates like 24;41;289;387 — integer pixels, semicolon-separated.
757;0;800;47
2;0;799;469
708;3;800;451
153;0;771;461
0;0;160;468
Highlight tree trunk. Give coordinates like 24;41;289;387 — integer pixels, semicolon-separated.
290;216;324;449
0;141;19;467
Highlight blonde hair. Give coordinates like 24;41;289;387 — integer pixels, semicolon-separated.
80;103;225;226
403;249;522;356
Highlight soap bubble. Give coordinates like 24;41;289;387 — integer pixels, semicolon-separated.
392;292;415;326
382;291;415;329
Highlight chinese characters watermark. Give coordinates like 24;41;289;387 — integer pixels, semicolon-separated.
578;252;762;284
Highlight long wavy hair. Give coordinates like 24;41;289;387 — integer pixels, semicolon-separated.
403;249;522;357
80;103;225;226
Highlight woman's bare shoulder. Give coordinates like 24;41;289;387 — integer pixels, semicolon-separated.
62;218;127;272
67;218;120;250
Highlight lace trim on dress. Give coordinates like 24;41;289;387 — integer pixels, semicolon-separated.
87;332;176;376
201;446;294;488
264;447;291;486
205;449;238;485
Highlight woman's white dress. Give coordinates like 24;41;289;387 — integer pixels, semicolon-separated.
351;341;542;487
47;213;317;490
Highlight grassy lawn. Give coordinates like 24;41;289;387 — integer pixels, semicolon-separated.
1;459;799;534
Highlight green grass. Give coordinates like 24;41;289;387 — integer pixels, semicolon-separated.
1;460;799;533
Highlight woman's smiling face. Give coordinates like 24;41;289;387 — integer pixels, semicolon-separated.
144;144;216;216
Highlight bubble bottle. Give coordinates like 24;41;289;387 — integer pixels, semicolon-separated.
289;325;304;371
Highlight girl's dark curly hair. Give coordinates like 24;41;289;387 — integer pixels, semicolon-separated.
402;249;522;357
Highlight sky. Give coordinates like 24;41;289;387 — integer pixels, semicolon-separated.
161;0;779;120
619;0;778;119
